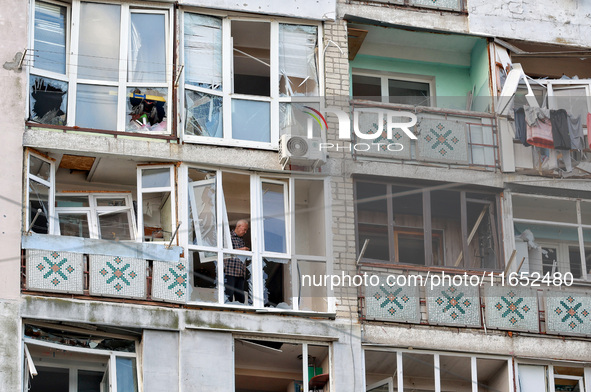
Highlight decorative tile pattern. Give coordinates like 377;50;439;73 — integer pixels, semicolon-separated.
89;255;146;299
26;250;83;294
354;110;412;159
484;285;539;332
545;292;591;336
417;118;469;163
365;275;420;323
426;283;481;327
152;259;188;303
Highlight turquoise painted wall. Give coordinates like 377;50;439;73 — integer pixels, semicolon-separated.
351;55;473;110
469;39;492;112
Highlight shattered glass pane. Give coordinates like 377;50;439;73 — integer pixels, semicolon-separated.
184;13;222;90
190;250;218;303
298;260;327;312
29;180;50;234
29;155;51;181
279;102;321;138
129;13;166;83
98;211;132;241
29;76;67;126
185;90;222;138
189;179;217;248
76;84;118;130
262;182;287;253
263;257;291;309
279;24;318;97
231;99;270;142
223;253;252;306
58;213;90;238
78;2;120;81
126;87;168;133
34;1;66;74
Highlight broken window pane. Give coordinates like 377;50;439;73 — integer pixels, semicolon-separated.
294;179;326;256
263;257;291;308
98;211;132;241
189;178;217;248
364;350;397;389
550;86;589;122
431;190;461;267
141;168;170;188
29;76;67;126
388;79;431;106
184;14;222;90
279;24;318;97
477;358;509;391
78;2;120;81
261;182;287;253
128;13;166;83
232;21;270;96
29;155;51;181
231;99;270;142
96;198;126;207
190;250;218;303
298;259;327;312
224;253;252;306
126;88;168;133
34;1;66;74
402;353;435;390
75;84;118;131
185;91;223;138
29;180;50;234
279;102;322;138
142;191;172;242
58;212;90;238
440;355;472;391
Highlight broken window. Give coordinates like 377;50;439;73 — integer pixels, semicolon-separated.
24;323;139;392
182;167;330;311
512;193;591;280
54;193;136;241
182;14;321;148
234;339;329;392
364;349;511;391
137;165;177;243
356;181;502;269
29;76;67;125
26;151;54;235
518;364;586;392
29;1;172;134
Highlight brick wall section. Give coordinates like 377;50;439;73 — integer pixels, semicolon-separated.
323;20;359;320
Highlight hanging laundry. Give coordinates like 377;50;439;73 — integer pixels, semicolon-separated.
549;109;571;150
526;117;553;149
513;107;530;146
567;114;584;150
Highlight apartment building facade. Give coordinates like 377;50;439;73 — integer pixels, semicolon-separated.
1;0;591;391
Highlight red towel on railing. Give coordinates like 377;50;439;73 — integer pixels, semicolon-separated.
527;117;554;149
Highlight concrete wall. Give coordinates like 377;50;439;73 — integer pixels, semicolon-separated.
143;330;180;392
468;0;591;48
179;0;336;20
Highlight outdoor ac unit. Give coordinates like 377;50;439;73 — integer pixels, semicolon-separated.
279;134;326;169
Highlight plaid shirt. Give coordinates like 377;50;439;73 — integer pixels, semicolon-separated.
224;231;247;277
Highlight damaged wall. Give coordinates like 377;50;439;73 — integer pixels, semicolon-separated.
468;0;591;48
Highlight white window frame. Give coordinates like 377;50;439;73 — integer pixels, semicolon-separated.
180;10;324;150
511;192;591;281
352;68;437;107
516;361;589;392
28;0;174;134
178;165;333;312
137;164;177;244
53;192;136;240
25;150;55;235
24;338;140;392
363;347;514;392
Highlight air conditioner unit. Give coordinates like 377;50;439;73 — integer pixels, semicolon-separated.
279;134;326;169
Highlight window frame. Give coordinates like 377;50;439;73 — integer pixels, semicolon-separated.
28;0;174;135
25;150;55;235
355;180;503;270
509;192;591;281
178;165;333;312
352;68;437;107
180;9;324;150
53;192;136;241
